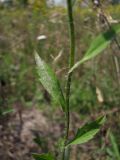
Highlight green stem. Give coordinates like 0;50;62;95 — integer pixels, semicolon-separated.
62;0;75;159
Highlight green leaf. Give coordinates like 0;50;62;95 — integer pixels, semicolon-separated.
35;52;66;111
66;116;106;146
2;108;14;115
109;132;120;160
69;24;120;73
32;153;54;160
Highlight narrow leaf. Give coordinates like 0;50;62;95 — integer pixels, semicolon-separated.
109;132;120;160
69;24;120;73
35;52;66;111
66;116;106;146
32;153;54;160
2;108;14;115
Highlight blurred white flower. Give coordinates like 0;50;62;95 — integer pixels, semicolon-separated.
37;35;47;41
93;0;99;5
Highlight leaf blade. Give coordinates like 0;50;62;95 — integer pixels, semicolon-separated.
32;153;54;160
2;108;14;115
109;132;120;160
35;52;66;111
69;24;120;73
66;116;106;146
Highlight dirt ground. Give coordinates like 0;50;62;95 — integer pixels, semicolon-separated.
0;106;119;160
0;107;66;160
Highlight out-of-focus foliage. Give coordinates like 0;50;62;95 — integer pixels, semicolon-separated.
0;1;120;113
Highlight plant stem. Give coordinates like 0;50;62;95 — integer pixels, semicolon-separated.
62;0;75;159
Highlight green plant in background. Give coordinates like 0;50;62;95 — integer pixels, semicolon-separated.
106;132;120;160
32;0;120;159
70;80;97;112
